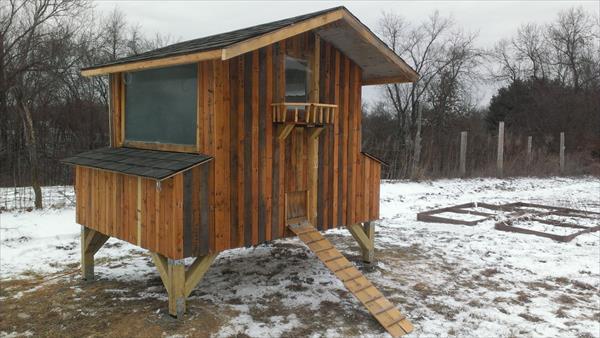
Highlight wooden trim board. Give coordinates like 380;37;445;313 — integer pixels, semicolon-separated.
81;49;221;77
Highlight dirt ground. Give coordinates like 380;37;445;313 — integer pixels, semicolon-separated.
2;177;599;337
0;237;390;337
2;232;598;338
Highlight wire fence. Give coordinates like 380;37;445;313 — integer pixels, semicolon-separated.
0;185;75;211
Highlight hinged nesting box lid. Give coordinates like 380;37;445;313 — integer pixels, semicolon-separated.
62;147;212;180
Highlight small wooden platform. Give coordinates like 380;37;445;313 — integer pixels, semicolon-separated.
288;223;413;337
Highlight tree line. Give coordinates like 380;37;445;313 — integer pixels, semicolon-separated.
1;1;598;209
0;0;172;208
363;7;599;179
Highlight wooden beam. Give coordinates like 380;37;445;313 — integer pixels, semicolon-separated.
221;10;344;60
184;253;218;297
362;75;412;86
277;124;295;140
346;223;374;262
123;140;197;154
362;222;375;263
81;226;109;281
309;127;325;139
340;13;418;82
151;252;218;318
167;259;186;318
151;252;170;291
81;49;222;77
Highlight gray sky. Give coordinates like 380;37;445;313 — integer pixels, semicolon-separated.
93;0;599;106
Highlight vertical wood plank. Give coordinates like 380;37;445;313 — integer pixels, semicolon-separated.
243;52;253;246
265;45;273;241
214;60;231;251
258;48;267;243
172;174;184;259
251;50;260;245
229;58;239;248
237;56;246;248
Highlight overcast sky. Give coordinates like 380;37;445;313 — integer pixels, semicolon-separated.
93;0;599;107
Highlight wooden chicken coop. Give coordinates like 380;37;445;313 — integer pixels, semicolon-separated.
64;6;418;337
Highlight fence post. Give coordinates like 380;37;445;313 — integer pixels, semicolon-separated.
560;132;565;175
497;122;504;178
527;136;532;174
459;131;467;177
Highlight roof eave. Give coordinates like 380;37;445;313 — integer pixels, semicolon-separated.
81;7;419;82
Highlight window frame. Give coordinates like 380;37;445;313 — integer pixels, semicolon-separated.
284;54;311;105
120;65;199;153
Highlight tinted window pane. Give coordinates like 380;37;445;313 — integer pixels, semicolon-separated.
285;56;309;103
125;64;197;145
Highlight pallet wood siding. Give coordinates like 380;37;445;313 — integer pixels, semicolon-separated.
78;31;381;259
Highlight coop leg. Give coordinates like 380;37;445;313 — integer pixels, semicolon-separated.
167;259;186;318
151;252;218;319
81;226;109;281
347;222;375;263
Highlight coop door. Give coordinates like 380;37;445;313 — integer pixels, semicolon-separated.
284;128;311;225
285;190;308;225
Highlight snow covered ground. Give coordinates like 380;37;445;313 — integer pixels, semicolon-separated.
1;177;599;337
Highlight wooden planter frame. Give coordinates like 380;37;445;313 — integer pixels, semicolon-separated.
417;201;600;243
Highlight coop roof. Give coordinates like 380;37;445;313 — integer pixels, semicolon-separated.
81;6;418;84
62;147;212;180
361;151;388;166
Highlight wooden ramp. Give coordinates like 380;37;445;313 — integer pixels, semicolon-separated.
288;223;413;337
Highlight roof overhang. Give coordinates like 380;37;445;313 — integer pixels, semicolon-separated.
81;8;418;85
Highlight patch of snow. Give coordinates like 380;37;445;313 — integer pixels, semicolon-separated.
1;176;599;337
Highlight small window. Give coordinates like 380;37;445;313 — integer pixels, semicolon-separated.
285;56;310;103
124;64;197;146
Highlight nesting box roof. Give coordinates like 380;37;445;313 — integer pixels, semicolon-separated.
62;147;212;180
81;6;418;84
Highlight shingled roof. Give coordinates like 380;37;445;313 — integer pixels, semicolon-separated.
62;147;212;180
82;6;418;84
83;7;342;71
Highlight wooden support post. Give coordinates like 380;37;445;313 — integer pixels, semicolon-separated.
168;259;186;318
497;121;504;178
308;127;324;227
527;136;532;165
459;131;467;177
277;124;295;140
151;252;218;318
362;222;375;263
347;222;375;263
81;226;109;281
560;132;565;175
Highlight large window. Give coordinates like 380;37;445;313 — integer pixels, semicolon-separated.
285;56;310;103
124;64;197;146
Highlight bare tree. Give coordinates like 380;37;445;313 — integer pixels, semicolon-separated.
1;0;89;208
490;7;599;90
547;7;598;90
378;10;481;179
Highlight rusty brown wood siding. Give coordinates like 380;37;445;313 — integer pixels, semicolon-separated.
80;31;381;259
75;164;211;259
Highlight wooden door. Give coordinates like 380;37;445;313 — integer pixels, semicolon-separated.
284;128;309;224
